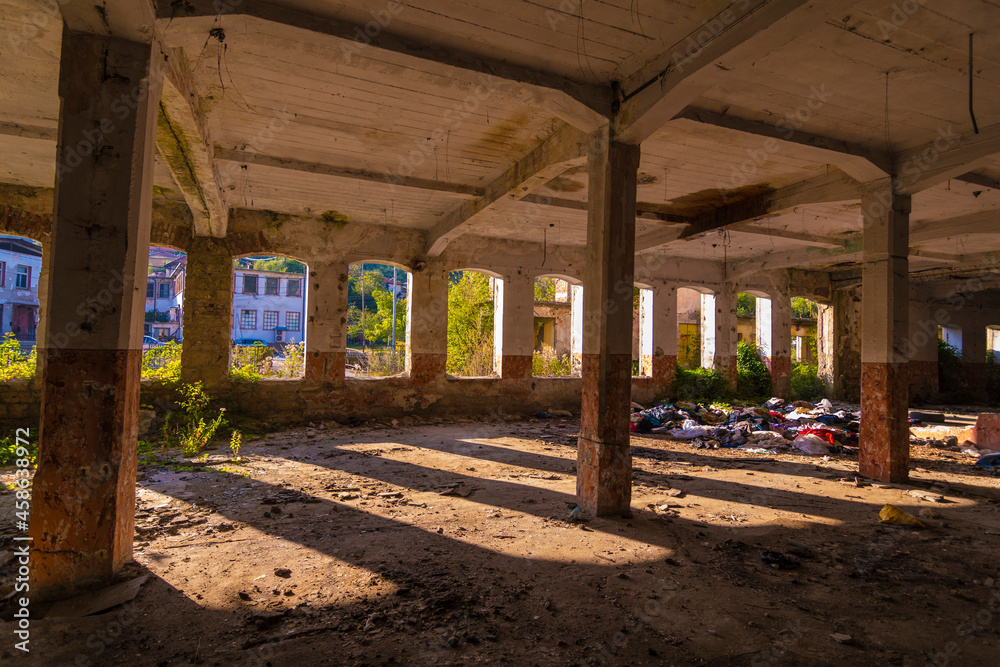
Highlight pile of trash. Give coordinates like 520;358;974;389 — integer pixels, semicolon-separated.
630;397;860;456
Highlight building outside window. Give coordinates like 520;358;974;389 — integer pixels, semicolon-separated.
241;309;257;329
285;311;300;331
158;282;170;298
265;277;279;295
15;265;29;289
263;310;279;330
243;275;258;294
287;279;300;297
0;261;5;287
146;281;155;298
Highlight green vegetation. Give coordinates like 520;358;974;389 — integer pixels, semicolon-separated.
736;341;772;400
447;271;495;376
141;340;181;384
230;430;243;461
791;297;819;319
674;367;731;403
230;342;304;381
347;265;407;346
791;363;826;401
0;431;36;468
252;257;306;273
534;277;557;302
532;350;573;376
736;292;756;318
0;335;36;381
166;382;228;458
938;338;964;395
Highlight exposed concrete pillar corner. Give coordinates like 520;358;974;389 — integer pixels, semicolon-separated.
860;181;911;483
30;28;162;601
714;283;738;387
907;299;939;400
181;236;234;390
500;271;534;381
407;264;449;385
770;292;793;399
577;128;638;518
651;283;678;392
306;261;348;383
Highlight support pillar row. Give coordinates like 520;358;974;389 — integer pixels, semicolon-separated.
652;283;677;392
860;181;911;483
305;261;348;382
181;236;234;390
577;128;639;518
500;271;534;380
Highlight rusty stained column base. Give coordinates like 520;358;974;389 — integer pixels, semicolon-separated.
770;355;791;399
652;354;677;393
30;349;141;601
409;353;447;385
577;354;633;517
859;362;909;483
305;351;346;383
501;354;533;381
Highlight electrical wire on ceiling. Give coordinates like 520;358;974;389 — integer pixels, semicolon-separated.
969;33;980;134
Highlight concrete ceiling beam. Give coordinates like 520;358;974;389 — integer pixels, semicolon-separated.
893;123;1000;194
155;0;610;132
671;107;892;181
955;172;1000;191
214;148;483;198
613;0;854;145
0;121;57;142
636;169;861;251
59;0;157;43
424;123;589;257
156;68;228;238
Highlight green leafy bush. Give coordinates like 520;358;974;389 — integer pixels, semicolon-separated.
938;338;964;394
736;341;772;400
674;366;731;403
446;272;496;376
0;432;36;468
791;362;826;401
0;335;35;381
141;340;181;384
532;350;572;376
165;382;228;458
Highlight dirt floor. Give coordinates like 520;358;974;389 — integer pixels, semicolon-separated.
2;407;1000;666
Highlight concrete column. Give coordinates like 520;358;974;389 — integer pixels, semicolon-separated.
570;283;584;375
638;289;654;376
181;237;233;390
408;264;448;384
491;276;504;376
817;303;835;392
770;293;793;398
906;298;939;400
834;286;862;401
305;261;348;382
500;271;533;379
714;284;738;386
577;129;639;518
700;293;716;369
33;240;53;384
860;181;911;483
30;28;161;600
651;283;677;391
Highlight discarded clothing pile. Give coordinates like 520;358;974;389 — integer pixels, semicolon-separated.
630;397;860;456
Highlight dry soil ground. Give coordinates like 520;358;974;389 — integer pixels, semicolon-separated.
2;409;1000;666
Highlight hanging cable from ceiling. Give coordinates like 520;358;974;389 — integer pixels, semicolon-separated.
969;33;980;134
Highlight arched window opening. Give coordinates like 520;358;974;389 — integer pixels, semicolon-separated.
533;276;576;377
447;270;500;377
346;262;410;377
230;256;308;380
0;234;41;381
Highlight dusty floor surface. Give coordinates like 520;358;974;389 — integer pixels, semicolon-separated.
2;408;1000;666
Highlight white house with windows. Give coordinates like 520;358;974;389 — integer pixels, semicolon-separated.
232;266;307;345
0;235;42;341
145;247;186;340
